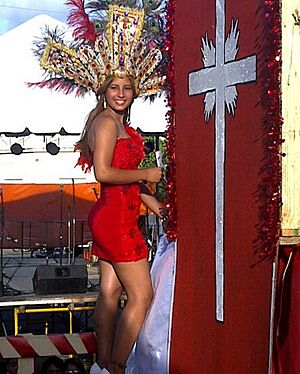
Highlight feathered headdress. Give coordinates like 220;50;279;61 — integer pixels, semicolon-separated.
29;0;167;97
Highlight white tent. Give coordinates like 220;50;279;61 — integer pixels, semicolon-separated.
0;15;167;183
0;14;167;134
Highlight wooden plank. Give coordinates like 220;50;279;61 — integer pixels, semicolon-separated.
281;0;300;235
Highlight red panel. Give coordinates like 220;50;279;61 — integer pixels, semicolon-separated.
274;246;300;374
170;1;273;372
48;334;77;355
6;336;38;358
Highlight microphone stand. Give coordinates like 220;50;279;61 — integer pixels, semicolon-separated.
67;206;71;265
0;187;4;296
59;184;64;266
92;187;99;200
71;179;76;264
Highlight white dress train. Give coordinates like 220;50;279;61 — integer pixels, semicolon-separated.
126;235;177;374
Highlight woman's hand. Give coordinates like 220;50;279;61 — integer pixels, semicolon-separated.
144;167;163;183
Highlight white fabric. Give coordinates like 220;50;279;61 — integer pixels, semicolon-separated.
89;362;110;374
127;235;177;374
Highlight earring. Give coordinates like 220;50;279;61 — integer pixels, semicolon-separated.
103;96;107;109
126;106;131;124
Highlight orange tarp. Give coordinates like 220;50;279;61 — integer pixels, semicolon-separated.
1;183;99;249
2;183;99;221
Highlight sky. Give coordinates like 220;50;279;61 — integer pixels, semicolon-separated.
0;0;67;35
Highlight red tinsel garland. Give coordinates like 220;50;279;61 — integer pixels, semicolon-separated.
164;0;177;241
256;0;283;260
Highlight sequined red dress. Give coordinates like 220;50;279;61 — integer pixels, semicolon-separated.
86;126;148;263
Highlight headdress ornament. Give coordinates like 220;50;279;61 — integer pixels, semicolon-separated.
30;0;166;97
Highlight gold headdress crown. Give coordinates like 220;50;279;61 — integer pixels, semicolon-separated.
33;3;166;97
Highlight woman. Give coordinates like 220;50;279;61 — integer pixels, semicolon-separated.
32;3;166;372
76;75;163;374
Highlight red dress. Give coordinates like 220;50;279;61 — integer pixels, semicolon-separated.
87;126;148;263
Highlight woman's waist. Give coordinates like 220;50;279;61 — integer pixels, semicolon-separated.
99;183;140;198
101;182;139;190
91;185;141;213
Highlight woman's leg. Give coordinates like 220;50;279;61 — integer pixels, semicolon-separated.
108;258;153;373
94;260;123;369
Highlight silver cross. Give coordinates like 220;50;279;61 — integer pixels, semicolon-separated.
188;0;257;322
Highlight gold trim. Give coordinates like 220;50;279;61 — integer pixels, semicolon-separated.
38;5;164;96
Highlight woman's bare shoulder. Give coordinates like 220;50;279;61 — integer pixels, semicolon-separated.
88;114;118;151
92;113;119;135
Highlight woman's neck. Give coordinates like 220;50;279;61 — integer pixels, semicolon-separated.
106;106;125;124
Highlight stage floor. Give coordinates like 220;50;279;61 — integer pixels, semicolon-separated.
0;249;99;336
1;248;99;304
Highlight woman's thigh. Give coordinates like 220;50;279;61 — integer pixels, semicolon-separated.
112;259;152;302
99;260;123;300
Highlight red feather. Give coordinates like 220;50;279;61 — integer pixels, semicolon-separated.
27;79;85;97
74;148;93;173
65;0;96;43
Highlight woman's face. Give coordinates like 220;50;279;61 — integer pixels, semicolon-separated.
105;77;134;113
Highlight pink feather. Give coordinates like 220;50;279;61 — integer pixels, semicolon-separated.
27;80;85;97
65;0;96;43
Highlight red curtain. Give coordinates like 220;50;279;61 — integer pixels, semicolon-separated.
170;0;273;372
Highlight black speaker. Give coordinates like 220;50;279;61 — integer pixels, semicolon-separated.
33;265;88;295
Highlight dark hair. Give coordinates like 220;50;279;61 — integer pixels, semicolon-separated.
39;356;65;374
75;75;137;159
64;358;86;374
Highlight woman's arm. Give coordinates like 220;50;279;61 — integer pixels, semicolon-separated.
140;182;164;218
141;193;163;217
91;117;162;184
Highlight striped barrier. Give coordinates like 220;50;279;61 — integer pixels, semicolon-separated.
0;332;97;359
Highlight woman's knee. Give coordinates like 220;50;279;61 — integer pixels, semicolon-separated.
145;287;153;308
100;284;122;306
129;286;153;310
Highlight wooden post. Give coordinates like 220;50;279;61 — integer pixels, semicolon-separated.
281;0;300;239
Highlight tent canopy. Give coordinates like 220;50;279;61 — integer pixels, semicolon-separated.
0;15;168;134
